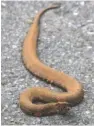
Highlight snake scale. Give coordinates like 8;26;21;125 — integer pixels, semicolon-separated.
19;4;84;117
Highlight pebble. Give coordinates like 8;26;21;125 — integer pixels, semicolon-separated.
87;46;92;49
85;111;90;114
73;10;79;16
1;2;6;7
12;45;17;49
12;104;17;108
80;1;85;6
4;117;8;120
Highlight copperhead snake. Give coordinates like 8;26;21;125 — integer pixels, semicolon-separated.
19;4;84;117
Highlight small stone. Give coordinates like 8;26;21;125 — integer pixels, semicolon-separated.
69;59;72;64
1;2;6;7
32;78;36;82
85;75;89;78
19;78;24;82
12;104;17;108
87;19;93;23
10;118;14;122
87;31;94;35
61;53;65;56
73;10;79;16
91;104;94;110
4;117;8;120
68;22;72;27
85;111;90;114
5;104;8;108
92;78;94;82
87;46;92;49
2;74;6;77
6;56;10;59
52;35;55;39
80;1;85;6
12;45;17;49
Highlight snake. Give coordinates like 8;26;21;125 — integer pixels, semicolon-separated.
19;4;84;117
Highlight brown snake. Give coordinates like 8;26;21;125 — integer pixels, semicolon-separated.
19;4;84;117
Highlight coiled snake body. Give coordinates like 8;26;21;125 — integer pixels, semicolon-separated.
19;5;84;117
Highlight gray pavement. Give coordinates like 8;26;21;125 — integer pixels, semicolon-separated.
1;1;94;125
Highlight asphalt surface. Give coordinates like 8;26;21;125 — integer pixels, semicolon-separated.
1;1;94;125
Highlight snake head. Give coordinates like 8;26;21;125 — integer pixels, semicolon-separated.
55;102;72;114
